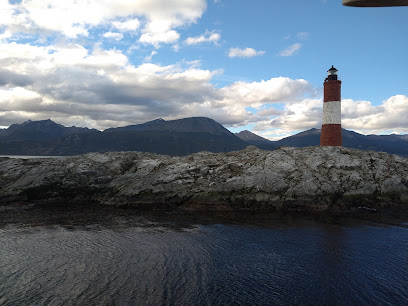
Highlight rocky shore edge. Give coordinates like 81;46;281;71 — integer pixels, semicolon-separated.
0;146;407;214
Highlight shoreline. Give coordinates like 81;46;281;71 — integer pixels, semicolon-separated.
1;201;408;232
2;197;408;226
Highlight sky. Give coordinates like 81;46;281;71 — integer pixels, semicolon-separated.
0;0;407;140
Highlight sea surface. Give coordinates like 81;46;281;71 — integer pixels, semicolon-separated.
0;155;65;159
0;204;407;305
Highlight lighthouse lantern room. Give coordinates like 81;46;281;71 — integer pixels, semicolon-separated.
327;65;338;80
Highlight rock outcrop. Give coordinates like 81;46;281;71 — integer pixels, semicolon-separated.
0;146;407;212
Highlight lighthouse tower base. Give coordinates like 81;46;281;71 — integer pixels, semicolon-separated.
320;124;342;146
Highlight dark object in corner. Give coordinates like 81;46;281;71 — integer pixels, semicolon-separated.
343;0;408;7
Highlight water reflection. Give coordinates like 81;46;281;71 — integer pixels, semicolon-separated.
0;204;407;305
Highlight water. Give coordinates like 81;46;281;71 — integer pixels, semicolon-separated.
0;155;65;159
0;204;407;305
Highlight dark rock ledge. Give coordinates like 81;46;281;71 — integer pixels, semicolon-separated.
0;146;407;214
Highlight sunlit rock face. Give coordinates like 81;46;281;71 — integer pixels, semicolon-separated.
0;146;407;212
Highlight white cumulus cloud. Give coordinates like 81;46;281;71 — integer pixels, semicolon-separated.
228;47;266;58
185;30;221;45
342;95;408;134
103;32;124;41
139;30;180;47
112;19;140;32
252;95;408;138
0;40;312;130
0;0;207;45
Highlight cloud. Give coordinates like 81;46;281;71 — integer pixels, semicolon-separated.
219;78;311;107
0;40;313;130
103;32;124;41
135;0;207;47
185;30;220;45
342;95;408;133
1;0;207;45
0;41;214;128
112;19;140;32
144;50;157;62
228;47;266;58
139;30;180;47
341;99;380;119
0;69;33;87
251;95;408;138
0;35;405;137
279;43;302;56
257;107;284;117
267;99;322;131
296;32;310;40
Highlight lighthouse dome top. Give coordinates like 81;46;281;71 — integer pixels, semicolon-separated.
325;65;339;81
327;65;338;80
327;65;338;75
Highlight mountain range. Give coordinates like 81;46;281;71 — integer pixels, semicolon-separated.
235;128;408;157
0;117;407;157
0;117;245;156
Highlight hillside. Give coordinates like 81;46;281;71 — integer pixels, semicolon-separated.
105;117;233;136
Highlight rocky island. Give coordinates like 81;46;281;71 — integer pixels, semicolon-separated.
1;146;407;213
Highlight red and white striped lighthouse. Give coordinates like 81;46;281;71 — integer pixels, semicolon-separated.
320;66;342;146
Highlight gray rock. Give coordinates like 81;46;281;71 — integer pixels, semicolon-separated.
0;147;407;212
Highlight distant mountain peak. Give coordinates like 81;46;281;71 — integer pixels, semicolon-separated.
235;130;270;143
0;118;94;141
146;118;166;124
105;116;233;136
20;119;59;126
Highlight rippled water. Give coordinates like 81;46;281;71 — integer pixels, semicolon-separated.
0;205;407;305
0;155;65;159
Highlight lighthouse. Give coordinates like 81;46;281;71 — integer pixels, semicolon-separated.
320;66;342;146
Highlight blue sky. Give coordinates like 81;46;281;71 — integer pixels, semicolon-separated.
0;0;407;139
